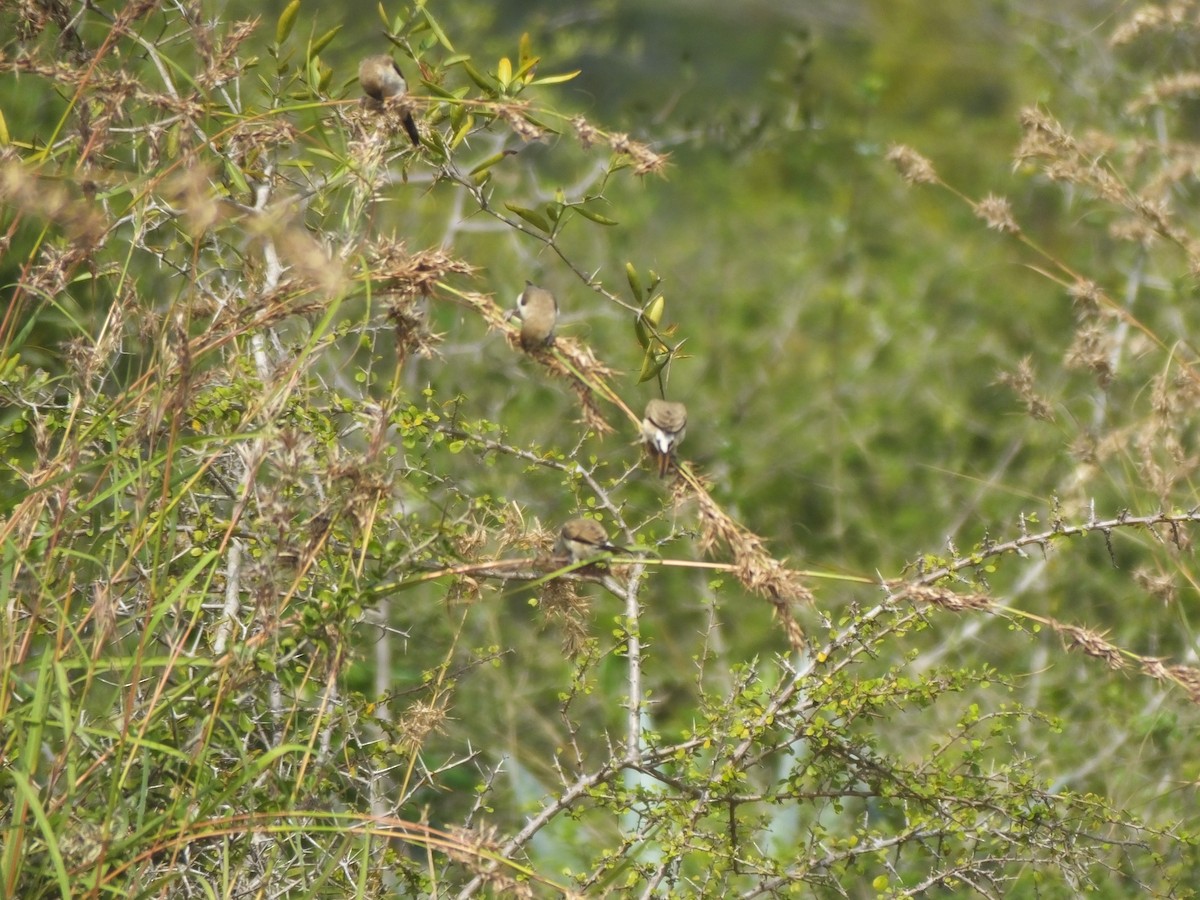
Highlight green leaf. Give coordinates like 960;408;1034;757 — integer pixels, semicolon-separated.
513;54;540;83
574;205;618;226
450;112;475;149
468;150;515;176
275;0;300;45
461;61;497;94
423;82;463;100
634;315;651;349
420;6;454;51
308;25;341;61
306;147;344;164
504;202;551;233
224;159;250;196
625;262;644;301
638;349;669;383
644;294;665;326
10;770;71;898
529;70;581;86
519;32;534;70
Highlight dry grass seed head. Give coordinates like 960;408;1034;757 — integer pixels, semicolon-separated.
907;584;994;611
686;478;811;648
537;336;619;435
886;144;939;185
1068;278;1104;317
369;241;476;300
540;578;592;658
499;103;544;142
1109;215;1160;247
1133;567;1177;605
402;699;449;747
164;164;225;237
608;132;670;176
1064;325;1115;389
973;194;1020;234
1128;72;1200;114
198;19;258;90
0;162;107;245
1166;665;1200;704
224;119;300;170
572;114;600;149
445;826;534;897
1109;5;1190;46
995;358;1055;421
1059;622;1126;670
387;297;442;363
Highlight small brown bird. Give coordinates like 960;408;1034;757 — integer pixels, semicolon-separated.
641;399;687;477
556;517;622;564
358;54;421;146
510;282;558;351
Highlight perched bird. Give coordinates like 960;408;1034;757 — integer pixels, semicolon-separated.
641;398;687;477
510;282;558;351
556;517;623;564
358;54;421;146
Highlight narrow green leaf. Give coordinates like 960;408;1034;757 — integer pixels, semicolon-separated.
626;262;644;301
420;6;455;51
308;25;341;61
450;112;475;149
306;147;344;164
468;150;515;176
634;315;651;349
306;55;321;93
461;61;496;93
514;55;540;83
423;82;462;100
530;70;581;86
638;350;670;384
275;0;300;45
504;202;551;233
519;32;534;69
9;771;71;898
224;159;250;197
574;205;618;226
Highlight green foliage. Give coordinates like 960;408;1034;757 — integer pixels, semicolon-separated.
1;0;1200;896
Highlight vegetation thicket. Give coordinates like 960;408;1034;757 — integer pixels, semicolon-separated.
1;1;1198;895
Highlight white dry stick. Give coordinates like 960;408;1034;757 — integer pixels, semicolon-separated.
212;538;242;656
